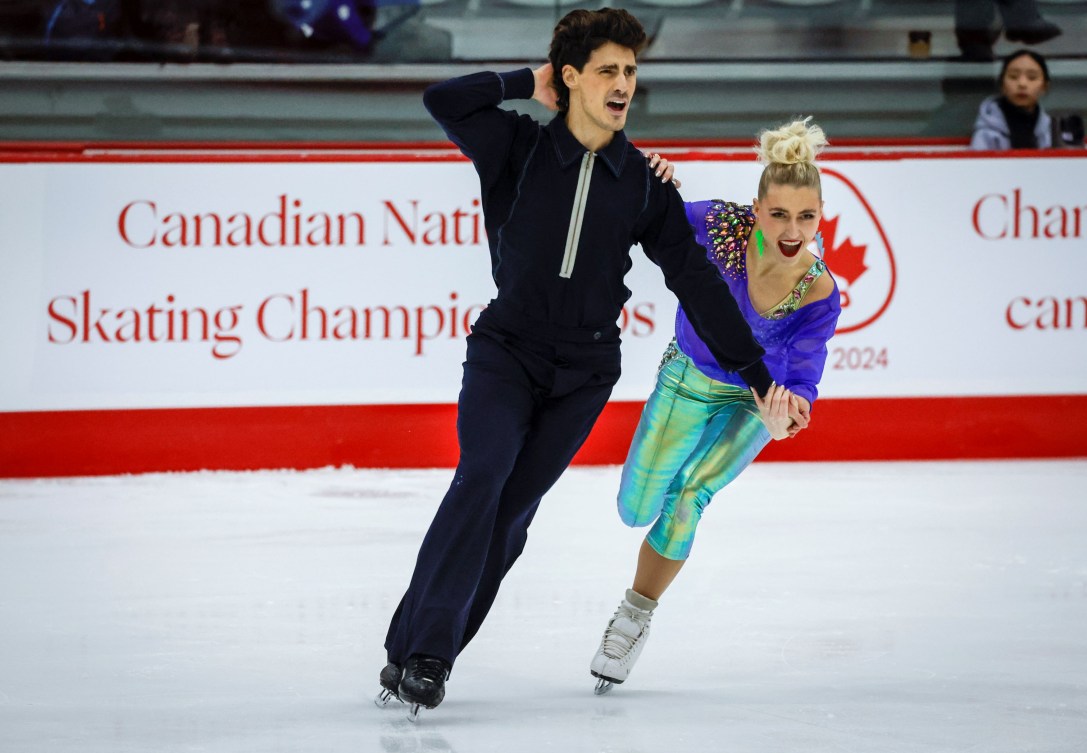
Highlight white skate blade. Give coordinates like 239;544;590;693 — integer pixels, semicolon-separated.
374;688;399;708
594;678;614;695
406;703;422;723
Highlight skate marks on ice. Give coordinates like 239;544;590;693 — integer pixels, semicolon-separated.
379;716;455;753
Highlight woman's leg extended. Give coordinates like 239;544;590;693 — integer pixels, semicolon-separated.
617;358;715;528
632;538;686;601
645;400;770;563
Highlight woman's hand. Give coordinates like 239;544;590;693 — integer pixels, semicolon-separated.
645;152;681;188
752;383;796;441
786;395;811;438
532;64;559;111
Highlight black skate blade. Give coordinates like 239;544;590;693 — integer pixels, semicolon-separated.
590;670;623;695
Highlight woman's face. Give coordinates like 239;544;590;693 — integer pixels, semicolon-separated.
1002;54;1048;111
753;184;822;261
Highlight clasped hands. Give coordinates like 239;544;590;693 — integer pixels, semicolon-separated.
752;384;811;441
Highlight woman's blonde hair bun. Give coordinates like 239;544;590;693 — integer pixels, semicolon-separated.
755;116;828;199
756;116;828;166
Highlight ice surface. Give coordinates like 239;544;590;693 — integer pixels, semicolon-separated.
1;461;1085;753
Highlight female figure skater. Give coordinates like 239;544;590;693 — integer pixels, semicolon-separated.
589;117;842;693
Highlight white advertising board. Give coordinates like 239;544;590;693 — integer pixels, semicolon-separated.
1;154;1084;413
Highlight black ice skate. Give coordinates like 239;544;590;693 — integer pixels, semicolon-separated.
374;662;402;708
398;654;450;722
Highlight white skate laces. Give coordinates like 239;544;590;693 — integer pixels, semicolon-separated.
590;589;658;694
601;603;650;659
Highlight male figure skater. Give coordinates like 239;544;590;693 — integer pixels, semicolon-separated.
378;8;792;719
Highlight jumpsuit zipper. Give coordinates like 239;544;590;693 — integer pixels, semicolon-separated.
560;152;594;279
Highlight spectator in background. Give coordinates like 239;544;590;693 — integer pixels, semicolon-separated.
955;0;1060;61
971;49;1053;149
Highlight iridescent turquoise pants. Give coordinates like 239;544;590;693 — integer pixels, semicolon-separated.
618;352;770;560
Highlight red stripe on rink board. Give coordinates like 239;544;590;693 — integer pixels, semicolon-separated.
1;395;1084;478
3;144;1087;164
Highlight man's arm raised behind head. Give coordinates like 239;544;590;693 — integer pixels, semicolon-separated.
423;68;538;187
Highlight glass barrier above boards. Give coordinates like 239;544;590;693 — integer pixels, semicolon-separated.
2;1;1084;65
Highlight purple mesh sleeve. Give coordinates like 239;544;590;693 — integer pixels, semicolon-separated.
782;299;841;406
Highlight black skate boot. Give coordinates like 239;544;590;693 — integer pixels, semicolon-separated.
398;654;450;722
374;662;402;708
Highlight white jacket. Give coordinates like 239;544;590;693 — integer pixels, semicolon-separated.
970;95;1052;150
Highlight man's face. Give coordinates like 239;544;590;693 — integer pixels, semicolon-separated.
563;41;638;137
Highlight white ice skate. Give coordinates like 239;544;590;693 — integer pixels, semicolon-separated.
589;589;657;695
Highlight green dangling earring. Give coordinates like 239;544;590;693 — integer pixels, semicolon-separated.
754;228;766;257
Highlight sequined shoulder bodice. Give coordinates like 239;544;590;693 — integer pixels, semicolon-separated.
702;199;828;320
704;200;755;280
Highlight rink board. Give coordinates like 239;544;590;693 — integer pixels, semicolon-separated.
1;144;1085;476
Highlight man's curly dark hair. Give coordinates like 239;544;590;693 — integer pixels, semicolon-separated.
548;9;647;112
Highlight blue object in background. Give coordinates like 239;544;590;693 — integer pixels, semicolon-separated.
269;0;379;49
44;0;122;43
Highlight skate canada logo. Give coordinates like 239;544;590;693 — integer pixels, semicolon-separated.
818;168;896;334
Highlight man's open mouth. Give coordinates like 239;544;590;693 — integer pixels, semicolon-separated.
607;100;627;113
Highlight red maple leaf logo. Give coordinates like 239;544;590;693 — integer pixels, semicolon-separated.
819;215;868;288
